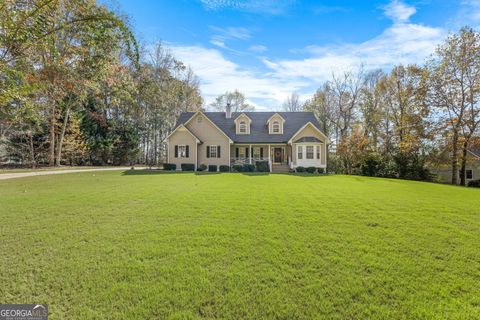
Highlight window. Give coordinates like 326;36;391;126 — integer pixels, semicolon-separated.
316;146;320;159
239;121;247;133
253;147;261;158
297;146;303;160
238;147;245;158
178;145;187;158
210;145;217;158
272;121;280;133
306;146;314;159
467;169;473;180
197;116;203;123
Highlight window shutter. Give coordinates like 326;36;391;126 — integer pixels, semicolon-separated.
186;145;189;158
260;147;264;158
174;145;178;158
217;146;221;158
206;146;210;158
236;148;239;157
246;147;249;157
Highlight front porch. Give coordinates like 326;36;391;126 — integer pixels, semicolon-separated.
230;144;291;172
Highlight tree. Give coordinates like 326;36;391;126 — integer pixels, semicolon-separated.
282;93;302;112
210;90;253;112
428;27;480;185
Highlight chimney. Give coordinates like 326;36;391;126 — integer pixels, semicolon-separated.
225;103;232;118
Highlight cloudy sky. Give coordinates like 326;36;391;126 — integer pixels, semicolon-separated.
114;0;480;110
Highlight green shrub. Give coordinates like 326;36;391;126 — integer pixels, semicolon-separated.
243;164;255;172
163;163;176;171
468;180;480;188
317;168;325;174
219;165;230;172
306;166;317;174
208;165;217;172
197;164;207;171
296;166;305;173
181;163;195;171
255;161;269;172
232;165;243;172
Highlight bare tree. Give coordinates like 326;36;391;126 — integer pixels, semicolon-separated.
282;93;302;112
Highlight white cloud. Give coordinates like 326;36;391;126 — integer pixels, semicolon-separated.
249;45;267;53
199;0;295;14
262;1;444;83
382;0;416;23
170;0;464;110
169;45;308;110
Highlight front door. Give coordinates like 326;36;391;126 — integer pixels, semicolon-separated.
274;148;282;163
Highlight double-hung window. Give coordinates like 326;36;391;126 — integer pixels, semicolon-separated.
297;146;303;160
210;145;217;158
306;146;314;159
316;146;320;159
179;145;186;158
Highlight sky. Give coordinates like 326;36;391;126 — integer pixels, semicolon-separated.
110;0;480;110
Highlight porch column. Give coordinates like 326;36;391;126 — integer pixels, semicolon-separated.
249;144;252;164
268;144;271;171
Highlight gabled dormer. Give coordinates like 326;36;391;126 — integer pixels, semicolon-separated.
267;113;285;134
234;113;252;134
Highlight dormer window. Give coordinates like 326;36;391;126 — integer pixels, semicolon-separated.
235;113;251;134
239;121;247;133
272;121;280;133
267;113;285;134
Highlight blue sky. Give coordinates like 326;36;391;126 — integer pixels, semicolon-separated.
113;0;480;110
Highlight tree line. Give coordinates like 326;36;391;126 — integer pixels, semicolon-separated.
295;27;479;186
0;0;202;168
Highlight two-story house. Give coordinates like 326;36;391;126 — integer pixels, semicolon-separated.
165;105;328;172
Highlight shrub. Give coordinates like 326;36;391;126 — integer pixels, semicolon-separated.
468;179;480;188
163;163;176;171
317;168;325;174
197;164;207;171
232;165;243;172
306;166;317;174
243;164;255;172
181;163;195;171
255;161;269;172
296;166;305;173
219;165;230;172
208;165;217;172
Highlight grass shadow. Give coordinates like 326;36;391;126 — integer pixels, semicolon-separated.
121;169;190;176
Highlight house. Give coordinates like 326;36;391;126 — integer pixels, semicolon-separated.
431;147;480;184
165;106;328;172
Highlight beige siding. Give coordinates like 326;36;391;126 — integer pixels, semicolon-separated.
431;160;480;184
267;114;285;134
186;113;231;168
167;129;197;169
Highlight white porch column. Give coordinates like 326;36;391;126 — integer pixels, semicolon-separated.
268;144;271;171
249;144;252;164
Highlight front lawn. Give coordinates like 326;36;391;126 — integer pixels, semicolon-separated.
0;172;479;319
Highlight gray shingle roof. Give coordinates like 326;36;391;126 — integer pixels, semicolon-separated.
175;112;324;143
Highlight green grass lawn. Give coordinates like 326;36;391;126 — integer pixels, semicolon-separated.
0;172;479;319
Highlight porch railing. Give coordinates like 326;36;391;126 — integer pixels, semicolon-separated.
231;157;269;165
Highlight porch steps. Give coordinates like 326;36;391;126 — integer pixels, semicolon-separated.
271;164;290;173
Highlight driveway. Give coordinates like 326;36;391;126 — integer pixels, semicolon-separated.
0;167;142;181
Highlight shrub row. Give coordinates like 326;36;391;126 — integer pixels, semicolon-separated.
163;163;176;170
468;179;480;188
296;166;325;174
165;161;272;173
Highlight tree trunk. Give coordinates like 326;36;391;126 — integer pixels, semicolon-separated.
29;133;36;169
451;130;459;185
460;137;471;186
49;105;56;166
55;107;70;166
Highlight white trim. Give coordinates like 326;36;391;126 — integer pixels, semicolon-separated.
266;113;286;124
467;150;480;160
183;111;233;143
234;113;252;123
288;122;328;144
164;124;200;143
